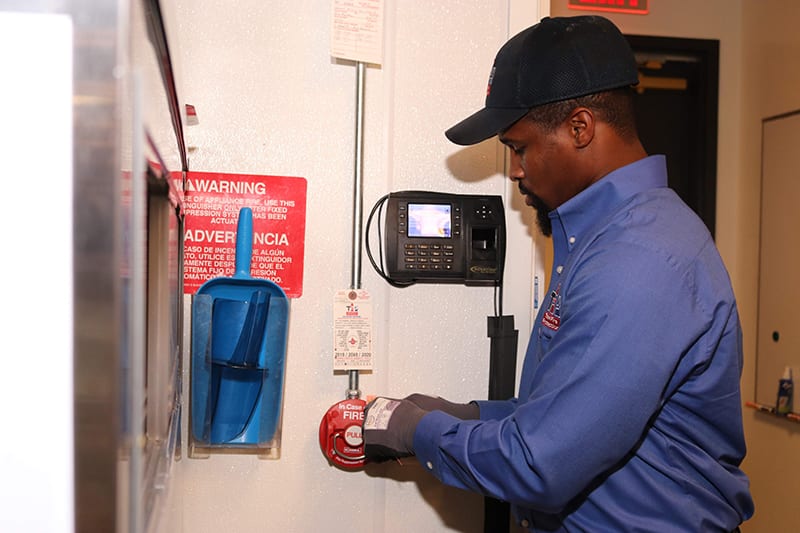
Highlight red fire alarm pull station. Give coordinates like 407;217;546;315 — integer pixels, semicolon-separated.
568;0;649;15
319;398;367;469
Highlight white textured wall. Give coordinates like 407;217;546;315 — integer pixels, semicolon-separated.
165;2;542;532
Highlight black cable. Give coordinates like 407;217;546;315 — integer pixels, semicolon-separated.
364;193;389;278
365;193;415;288
377;195;386;270
494;281;503;318
494;211;507;318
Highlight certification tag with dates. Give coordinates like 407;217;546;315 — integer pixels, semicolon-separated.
333;289;373;370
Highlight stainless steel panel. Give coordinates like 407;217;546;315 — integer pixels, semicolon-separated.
3;1;185;531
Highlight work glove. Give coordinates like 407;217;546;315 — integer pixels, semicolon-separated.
404;393;480;420
363;397;427;462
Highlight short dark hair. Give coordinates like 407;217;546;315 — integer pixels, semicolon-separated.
524;87;639;140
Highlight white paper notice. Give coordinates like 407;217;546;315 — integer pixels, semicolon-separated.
333;289;373;370
331;0;383;65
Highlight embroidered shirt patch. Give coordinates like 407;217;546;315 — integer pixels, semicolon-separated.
542;283;562;331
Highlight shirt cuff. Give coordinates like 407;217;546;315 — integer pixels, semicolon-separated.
413;410;458;474
474;399;516;420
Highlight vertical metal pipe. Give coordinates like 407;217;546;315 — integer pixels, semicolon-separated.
347;61;366;399
351;61;366;291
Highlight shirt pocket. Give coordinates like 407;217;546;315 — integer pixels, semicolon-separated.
536;324;555;360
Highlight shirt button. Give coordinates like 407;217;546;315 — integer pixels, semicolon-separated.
556;265;563;274
520;519;530;528
569;236;576;244
426;461;433;470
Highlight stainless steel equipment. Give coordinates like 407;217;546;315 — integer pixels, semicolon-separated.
2;1;186;531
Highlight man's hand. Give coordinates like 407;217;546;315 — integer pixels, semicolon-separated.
363;397;427;462
404;393;480;420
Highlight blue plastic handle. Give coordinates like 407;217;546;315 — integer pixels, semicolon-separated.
235;207;253;277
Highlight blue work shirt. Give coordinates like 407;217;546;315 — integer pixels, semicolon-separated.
414;156;754;531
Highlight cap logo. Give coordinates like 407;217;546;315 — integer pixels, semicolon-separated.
486;66;496;96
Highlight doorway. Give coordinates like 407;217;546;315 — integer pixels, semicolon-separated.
625;35;720;237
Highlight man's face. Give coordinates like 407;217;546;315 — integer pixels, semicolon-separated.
499;115;583;237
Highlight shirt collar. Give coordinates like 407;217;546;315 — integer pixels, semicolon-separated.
549;155;668;252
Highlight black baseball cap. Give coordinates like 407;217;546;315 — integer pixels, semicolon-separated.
445;16;639;146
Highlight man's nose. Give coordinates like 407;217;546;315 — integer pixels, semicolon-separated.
507;155;524;181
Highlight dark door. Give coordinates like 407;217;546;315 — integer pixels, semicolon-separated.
625;35;720;237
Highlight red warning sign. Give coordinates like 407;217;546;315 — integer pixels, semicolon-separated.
182;171;307;297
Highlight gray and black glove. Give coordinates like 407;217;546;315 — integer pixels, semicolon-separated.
363;397;427;462
404;393;480;420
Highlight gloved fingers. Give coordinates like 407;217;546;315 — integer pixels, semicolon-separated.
364;444;405;463
363;397;427;462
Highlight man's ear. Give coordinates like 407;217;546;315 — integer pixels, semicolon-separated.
568;107;595;149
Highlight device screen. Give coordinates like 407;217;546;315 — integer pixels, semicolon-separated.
407;203;451;238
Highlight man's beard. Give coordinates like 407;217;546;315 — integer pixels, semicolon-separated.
521;187;553;237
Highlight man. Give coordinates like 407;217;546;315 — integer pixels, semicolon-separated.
363;15;754;532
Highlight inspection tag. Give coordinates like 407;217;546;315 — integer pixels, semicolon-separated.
333;289;373;370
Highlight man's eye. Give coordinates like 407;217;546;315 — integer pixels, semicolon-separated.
502;141;524;155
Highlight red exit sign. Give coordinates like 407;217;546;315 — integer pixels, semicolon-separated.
568;0;649;15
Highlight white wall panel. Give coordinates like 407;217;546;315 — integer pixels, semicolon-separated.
377;4;509;531
172;1;541;531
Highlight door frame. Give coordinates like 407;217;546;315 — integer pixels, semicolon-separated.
625;35;720;237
